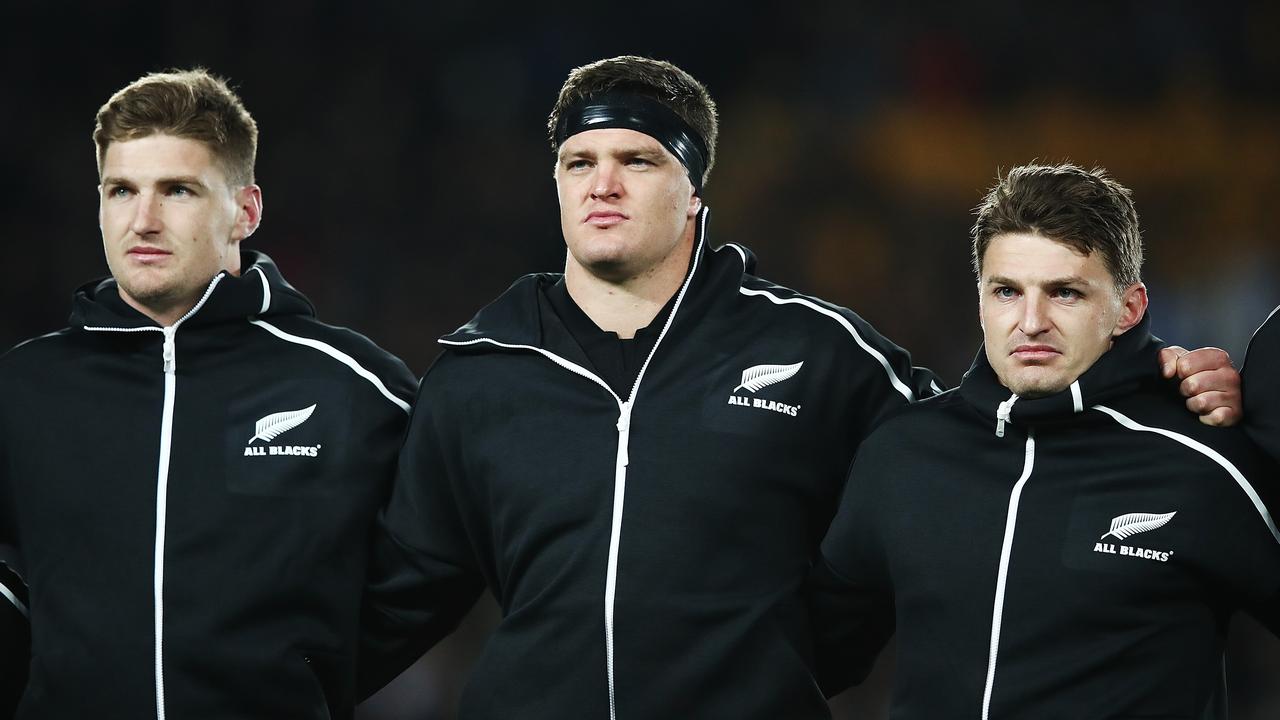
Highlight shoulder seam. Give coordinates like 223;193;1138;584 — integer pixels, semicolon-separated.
1092;403;1280;544
737;286;915;401
249;319;410;413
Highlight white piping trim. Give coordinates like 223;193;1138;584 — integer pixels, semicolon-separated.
249;320;411;414
439;338;621;403
738;287;915;402
1093;404;1280;543
981;430;1036;720
249;265;271;315
724;241;748;267
153;332;176;720
0;579;26;619
1069;381;1083;413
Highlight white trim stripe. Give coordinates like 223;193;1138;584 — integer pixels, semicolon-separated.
0;579;27;619
1070;381;1083;413
1093;404;1280;543
738;287;915;402
249;265;271;315
250;320;411;414
724;242;748;267
982;431;1036;720
154;355;175;720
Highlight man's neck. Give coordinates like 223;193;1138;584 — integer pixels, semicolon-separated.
564;233;695;340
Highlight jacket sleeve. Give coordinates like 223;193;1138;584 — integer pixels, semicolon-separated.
0;554;29;718
356;367;486;699
1244;307;1280;464
805;435;895;697
1192;434;1280;635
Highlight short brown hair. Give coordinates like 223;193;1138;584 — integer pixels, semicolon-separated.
971;163;1143;290
547;56;718;187
93;68;258;186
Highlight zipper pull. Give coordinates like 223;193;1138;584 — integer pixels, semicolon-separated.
616;401;632;467
162;326;176;374
995;394;1018;438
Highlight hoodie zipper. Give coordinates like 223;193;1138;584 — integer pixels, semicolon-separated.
995;393;1019;437
981;391;1035;719
83;275;224;720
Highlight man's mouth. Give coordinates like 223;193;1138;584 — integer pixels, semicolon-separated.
127;246;172;264
584;210;628;228
1011;344;1060;362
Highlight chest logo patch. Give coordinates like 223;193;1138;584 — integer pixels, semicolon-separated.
727;362;803;417
1093;511;1175;562
242;404;322;458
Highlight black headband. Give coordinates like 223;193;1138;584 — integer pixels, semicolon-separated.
553;92;709;192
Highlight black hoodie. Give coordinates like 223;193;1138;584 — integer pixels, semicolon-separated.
358;208;940;719
811;314;1280;719
0;252;415;719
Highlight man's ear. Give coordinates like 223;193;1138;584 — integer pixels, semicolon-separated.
687;189;702;218
232;184;264;242
1112;282;1148;336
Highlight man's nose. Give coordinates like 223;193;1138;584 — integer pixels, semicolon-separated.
1020;294;1050;335
130;192;163;235
590;161;623;199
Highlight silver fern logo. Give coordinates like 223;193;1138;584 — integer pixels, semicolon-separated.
734;362;804;393
1093;511;1176;562
242;404;323;458
727;361;804;417
1101;511;1176;540
248;404;317;444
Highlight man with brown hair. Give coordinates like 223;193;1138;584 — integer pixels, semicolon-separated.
358;59;1242;718
810;163;1280;719
0;68;416;719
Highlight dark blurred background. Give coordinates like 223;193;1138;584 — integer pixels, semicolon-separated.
3;2;1278;717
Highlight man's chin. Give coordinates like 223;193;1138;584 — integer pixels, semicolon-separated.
1000;370;1072;399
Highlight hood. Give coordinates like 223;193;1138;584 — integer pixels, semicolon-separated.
69;251;315;330
958;312;1165;431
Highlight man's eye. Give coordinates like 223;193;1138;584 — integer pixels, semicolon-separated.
1054;288;1080;300
169;185;192;196
108;186;131;198
566;160;591;171
995;287;1017;299
626;158;652;167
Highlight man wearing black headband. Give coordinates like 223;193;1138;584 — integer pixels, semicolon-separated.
357;57;1244;718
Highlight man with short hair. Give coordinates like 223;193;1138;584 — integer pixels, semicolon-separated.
810;163;1280;718
0;69;415;719
359;60;1242;718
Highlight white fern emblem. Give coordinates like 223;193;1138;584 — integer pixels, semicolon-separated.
734;362;805;393
248;404;317;444
1101;511;1176;540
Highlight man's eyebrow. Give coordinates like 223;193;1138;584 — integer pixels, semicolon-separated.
156;176;208;188
558;147;596;162
985;274;1095;287
100;175;209;189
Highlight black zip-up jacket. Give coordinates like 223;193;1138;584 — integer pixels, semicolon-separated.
359;208;939;719
810;314;1280;719
1244;305;1280;463
0;252;416;719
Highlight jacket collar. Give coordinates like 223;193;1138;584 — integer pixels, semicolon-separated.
69;251;315;330
958;312;1165;431
441;206;749;349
